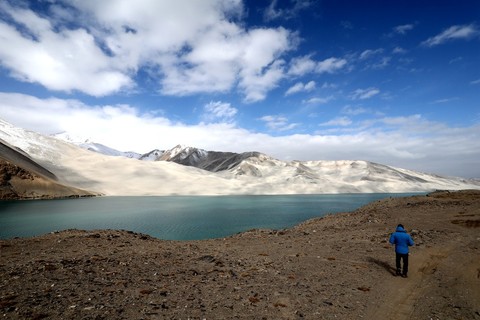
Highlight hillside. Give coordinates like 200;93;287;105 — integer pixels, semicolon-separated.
0;140;97;200
1;190;479;319
1;118;479;196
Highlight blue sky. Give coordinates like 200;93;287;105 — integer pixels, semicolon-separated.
0;0;479;178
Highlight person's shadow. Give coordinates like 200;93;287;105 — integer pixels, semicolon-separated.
368;257;397;276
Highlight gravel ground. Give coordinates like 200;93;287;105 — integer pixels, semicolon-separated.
1;190;479;319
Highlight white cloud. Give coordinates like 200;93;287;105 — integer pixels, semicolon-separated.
422;24;480;47
259;115;299;131
287;55;317;76
264;0;316;21
285;81;316;95
392;47;407;54
0;3;132;96
0;0;295;101
470;79;480;85
378;114;423;126
321;82;337;89
303;96;334;104
359;48;383;60
304;81;316;90
238;27;294;102
316;57;348;74
349;87;380;100
203;101;237;123
342;106;369;116
430;97;459;104
285;82;304;96
320;117;352;126
371;56;391;69
1;92;479;177
393;24;415;35
358;49;390;69
288;56;347;76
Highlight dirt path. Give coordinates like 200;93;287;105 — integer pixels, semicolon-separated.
364;190;480;320
367;246;452;319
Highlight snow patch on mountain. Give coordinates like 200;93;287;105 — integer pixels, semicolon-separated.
139;149;164;161
52;132;141;159
1;118;479;196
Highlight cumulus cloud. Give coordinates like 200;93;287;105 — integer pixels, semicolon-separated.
1;92;479;177
285;81;316;96
0;0;295;101
422;24;479;47
349;87;380;100
0;2;132;96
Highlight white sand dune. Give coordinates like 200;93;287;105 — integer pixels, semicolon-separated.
1;119;479;196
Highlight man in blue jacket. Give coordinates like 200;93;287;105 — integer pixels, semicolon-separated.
389;224;414;277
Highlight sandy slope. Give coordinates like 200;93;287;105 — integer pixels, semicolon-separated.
0;140;97;199
1;118;479;196
1;190;479;319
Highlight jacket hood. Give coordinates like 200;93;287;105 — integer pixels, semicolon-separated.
395;225;406;232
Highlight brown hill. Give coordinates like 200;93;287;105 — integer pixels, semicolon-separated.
0;140;98;199
1;190;479;319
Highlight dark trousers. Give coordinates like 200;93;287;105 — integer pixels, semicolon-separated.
395;253;409;275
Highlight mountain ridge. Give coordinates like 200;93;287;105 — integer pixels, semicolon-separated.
1;118;479;197
53;133;270;173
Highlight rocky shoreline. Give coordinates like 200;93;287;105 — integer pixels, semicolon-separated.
1;190;479;319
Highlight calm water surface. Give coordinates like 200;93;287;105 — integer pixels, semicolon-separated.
0;194;421;240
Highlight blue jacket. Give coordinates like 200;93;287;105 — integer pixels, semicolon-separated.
389;226;414;254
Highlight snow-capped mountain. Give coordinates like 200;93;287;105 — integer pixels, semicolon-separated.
61;136;271;174
152;144;266;173
1;118;479;196
139;149;164;161
53;132;141;159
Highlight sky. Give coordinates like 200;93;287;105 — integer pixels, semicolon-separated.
0;0;479;178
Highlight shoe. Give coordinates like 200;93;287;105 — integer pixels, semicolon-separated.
396;270;401;276
401;274;407;278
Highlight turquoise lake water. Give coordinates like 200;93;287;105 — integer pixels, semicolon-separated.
0;193;422;240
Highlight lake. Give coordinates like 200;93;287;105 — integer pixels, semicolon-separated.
0;193;421;240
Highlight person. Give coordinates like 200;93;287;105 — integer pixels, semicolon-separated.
389;224;414;277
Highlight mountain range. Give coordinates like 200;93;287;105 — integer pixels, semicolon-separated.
1;118;479;199
53;133;266;172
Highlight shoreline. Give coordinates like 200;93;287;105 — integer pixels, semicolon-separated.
1;192;427;241
2;190;430;201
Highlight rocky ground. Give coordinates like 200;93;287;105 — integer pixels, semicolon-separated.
1;190;479;319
